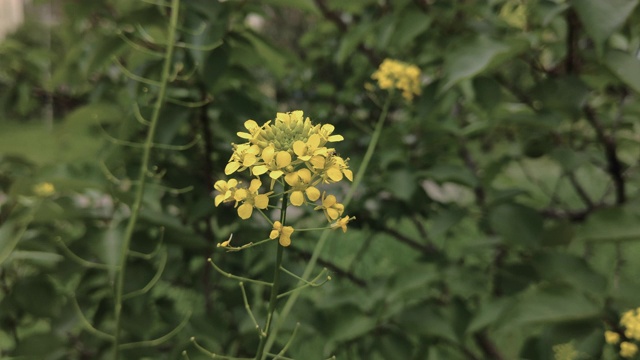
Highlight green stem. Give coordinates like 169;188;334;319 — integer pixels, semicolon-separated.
262;96;392;355
111;1;180;358
254;188;289;360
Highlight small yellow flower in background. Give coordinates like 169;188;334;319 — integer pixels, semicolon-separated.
622;308;640;341
33;182;55;197
552;342;578;360
605;330;620;345
371;58;422;101
213;110;353;247
621;341;639;358
270;221;294;247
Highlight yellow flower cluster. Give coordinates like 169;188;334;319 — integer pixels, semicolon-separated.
371;58;422;101
33;182;55;197
552;342;578;360
214;111;354;247
605;307;640;359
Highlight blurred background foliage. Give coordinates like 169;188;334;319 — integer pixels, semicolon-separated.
2;0;640;359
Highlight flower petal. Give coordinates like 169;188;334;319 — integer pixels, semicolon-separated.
290;191;305;206
237;203;253;219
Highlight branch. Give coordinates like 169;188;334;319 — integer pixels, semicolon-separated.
288;246;367;288
473;331;505;360
380;226;440;256
583;106;626;204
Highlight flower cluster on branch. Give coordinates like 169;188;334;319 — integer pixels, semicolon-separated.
214;110;354;247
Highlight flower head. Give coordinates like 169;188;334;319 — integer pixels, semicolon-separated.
371;58;422;101
621;307;640;341
620;341;639;358
605;330;620;345
214;110;354;246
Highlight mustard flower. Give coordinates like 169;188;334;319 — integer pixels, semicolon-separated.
552;342;578;360
214;179;239;206
270;221;294;247
622;308;640;341
33;182;55;197
233;179;270;219
225;143;261;175
620;341;639;358
331;216;354;233
605;330;620;345
371;58;422;101
284;168;321;206
214;110;354;246
315;192;344;221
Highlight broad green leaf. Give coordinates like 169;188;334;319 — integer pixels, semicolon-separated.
532;252;606;295
389;7;431;49
396;304;459;343
322;305;377;342
441;36;521;91
604;50;640;94
241;31;292;79
498;284;601;330
530;76;589;114
467;298;514;333
576;205;640;242
572;0;638;53
335;22;372;65
489;203;543;247
13;275;63;317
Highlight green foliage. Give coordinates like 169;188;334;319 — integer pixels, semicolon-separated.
2;0;640;359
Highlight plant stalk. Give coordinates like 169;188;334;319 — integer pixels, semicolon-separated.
262;96;392;355
254;188;289;360
111;0;180;358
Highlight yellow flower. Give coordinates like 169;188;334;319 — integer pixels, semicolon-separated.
33;182;55;197
293;133;326;161
620;341;639;358
605;330;620;345
331;216;354;233
621;307;640;341
269;221;294;247
214;178;239;206
225;143;261;175
371;58;422;101
233;179;270;219
552;342;578;360
251;144;292;181
284;168;321;206
310;154;353;183
315;192;344;221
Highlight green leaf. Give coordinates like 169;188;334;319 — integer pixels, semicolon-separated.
498;284;601;329
13;275;63;317
604;50;640;94
389;7;431;49
467;298;514;333
441;36;521;91
396;304;459;343
241;31;292;79
489;203;543;247
0;207;33;265
260;0;320;13
335;22;372;65
323;305;377;342
532;252;607;295
571;0;639;53
577;205;640;242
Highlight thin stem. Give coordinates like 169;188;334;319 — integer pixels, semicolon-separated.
112;0;180;358
254;188;289;360
262;95;392;356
